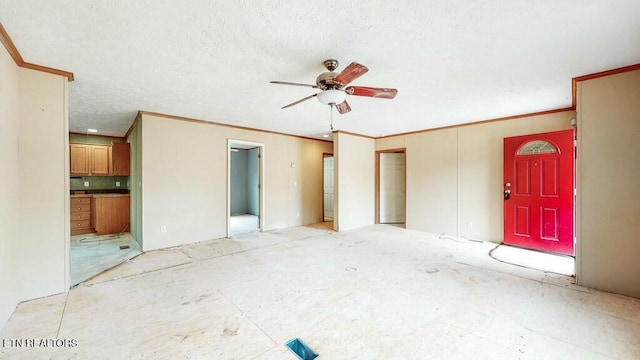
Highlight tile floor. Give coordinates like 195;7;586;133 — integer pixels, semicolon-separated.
2;225;639;359
70;232;142;286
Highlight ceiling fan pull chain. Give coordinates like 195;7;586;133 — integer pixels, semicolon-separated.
330;104;334;131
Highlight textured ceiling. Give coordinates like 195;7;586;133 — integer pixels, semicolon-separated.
1;1;639;139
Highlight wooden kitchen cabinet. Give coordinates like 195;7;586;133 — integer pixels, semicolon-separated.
70;144;91;175
91;145;111;175
70;195;94;235
110;142;130;176
93;194;130;235
70;144;111;176
70;142;129;176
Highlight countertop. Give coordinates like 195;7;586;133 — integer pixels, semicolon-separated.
92;193;130;198
71;193;129;198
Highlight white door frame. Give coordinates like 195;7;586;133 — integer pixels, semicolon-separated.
227;139;265;238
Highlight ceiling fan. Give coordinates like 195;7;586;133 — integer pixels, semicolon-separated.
270;59;398;114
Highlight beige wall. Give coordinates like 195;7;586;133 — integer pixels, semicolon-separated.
0;41;21;327
140;114;332;251
18;68;70;300
377;111;575;242
408;128;458;234
334;132;375;231
0;44;69;326
577;69;640;297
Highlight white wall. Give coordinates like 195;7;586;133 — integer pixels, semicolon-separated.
577;69;640;298
377;111;574;242
0;44;69;327
0;38;21;327
334;132;375;231
140;114;332;251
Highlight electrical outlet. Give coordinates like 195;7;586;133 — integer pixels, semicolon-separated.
84;181;89;187
115;181;120;187
160;225;166;233
467;221;473;228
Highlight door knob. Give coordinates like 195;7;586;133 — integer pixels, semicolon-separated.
504;189;511;200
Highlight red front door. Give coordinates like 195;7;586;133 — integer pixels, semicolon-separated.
503;129;575;255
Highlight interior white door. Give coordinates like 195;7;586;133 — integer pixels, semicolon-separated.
380;152;405;223
323;156;334;221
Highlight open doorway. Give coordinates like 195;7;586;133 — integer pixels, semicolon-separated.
376;149;406;226
228;140;264;237
68;134;140;286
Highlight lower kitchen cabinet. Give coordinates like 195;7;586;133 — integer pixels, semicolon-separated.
70;195;94;235
93;194;130;235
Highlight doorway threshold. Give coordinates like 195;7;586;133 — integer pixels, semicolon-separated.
71;232;142;286
305;221;333;231
489;244;574;276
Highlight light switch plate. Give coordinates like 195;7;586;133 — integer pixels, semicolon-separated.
84;181;89;187
116;181;120;187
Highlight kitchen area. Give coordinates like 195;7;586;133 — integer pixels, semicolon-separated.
69;133;140;286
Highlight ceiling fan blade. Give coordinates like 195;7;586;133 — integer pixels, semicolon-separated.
334;62;369;86
282;93;318;109
270;81;318;88
345;86;398;99
335;100;351;114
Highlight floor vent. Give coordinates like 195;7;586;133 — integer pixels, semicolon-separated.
119;245;130;250
286;338;318;360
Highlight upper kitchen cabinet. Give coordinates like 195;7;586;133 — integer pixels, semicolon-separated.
70;144;91;175
70;144;110;175
70;142;129;176
91;145;111;175
111;142;130;176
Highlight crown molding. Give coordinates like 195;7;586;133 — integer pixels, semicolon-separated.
130;110;333;143
0;22;74;81
571;63;640;107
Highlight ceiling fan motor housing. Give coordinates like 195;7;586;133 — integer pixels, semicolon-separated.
316;72;340;90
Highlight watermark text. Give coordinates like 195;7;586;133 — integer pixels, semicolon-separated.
2;338;78;348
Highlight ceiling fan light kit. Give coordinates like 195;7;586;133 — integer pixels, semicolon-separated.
271;59;398;114
317;89;346;106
